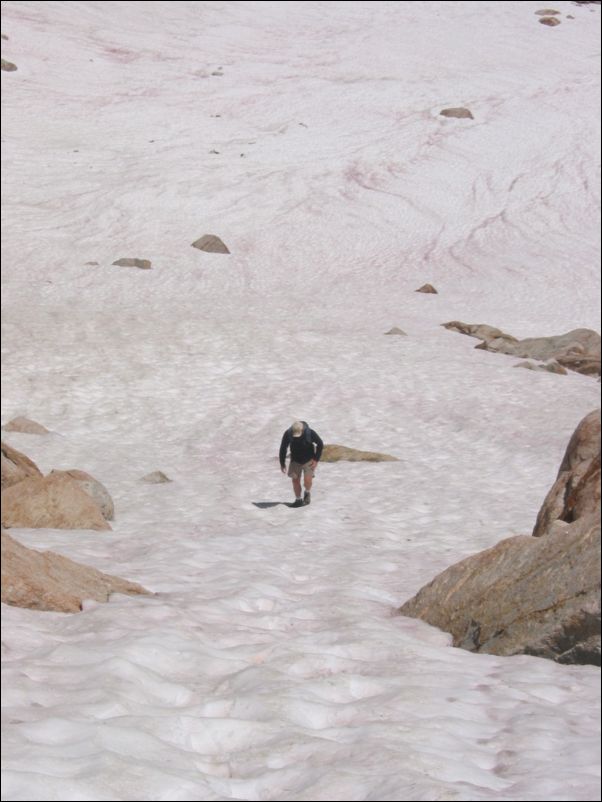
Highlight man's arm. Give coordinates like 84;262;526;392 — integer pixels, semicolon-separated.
312;430;324;462
279;432;290;469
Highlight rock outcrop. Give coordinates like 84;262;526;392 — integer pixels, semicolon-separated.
415;283;438;294
442;321;601;376
398;409;601;665
1;531;148;613
532;409;600;537
1;441;43;490
398;516;600;664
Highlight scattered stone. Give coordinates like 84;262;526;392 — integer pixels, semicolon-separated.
1;34;8;40
416;284;438;294
112;258;152;269
191;235;230;254
84;261;99;265
141;471;172;484
321;444;398;462
1;441;43;490
2;416;50;434
534;8;561;14
1;59;18;71
2;473;111;531
1;531;149;613
385;327;407;336
539;16;561;25
440;107;473;120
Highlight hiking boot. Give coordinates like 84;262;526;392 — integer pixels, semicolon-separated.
303;491;311;505
291;498;304;508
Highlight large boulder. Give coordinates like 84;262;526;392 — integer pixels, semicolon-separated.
398;515;600;665
49;469;114;521
1;531;149;613
321;444;398;462
2;473;111;531
398;410;601;665
1;441;43;490
532;409;600;536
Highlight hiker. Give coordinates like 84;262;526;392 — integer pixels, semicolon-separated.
279;420;324;507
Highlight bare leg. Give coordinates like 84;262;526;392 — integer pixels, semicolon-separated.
303;474;313;493
292;477;302;498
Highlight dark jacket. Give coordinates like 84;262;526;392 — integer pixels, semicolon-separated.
279;425;323;468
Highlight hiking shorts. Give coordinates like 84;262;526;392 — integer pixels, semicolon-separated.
288;460;315;479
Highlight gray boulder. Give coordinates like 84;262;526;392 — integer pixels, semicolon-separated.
440;108;473;119
112;258;151;269
191;235;230;254
140;471;172;483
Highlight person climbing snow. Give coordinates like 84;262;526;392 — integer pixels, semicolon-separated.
279;420;324;507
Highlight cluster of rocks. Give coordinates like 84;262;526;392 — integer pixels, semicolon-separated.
442;321;601;377
1;421;151;612
399;409;601;665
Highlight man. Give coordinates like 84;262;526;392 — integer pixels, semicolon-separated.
279;420;324;507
